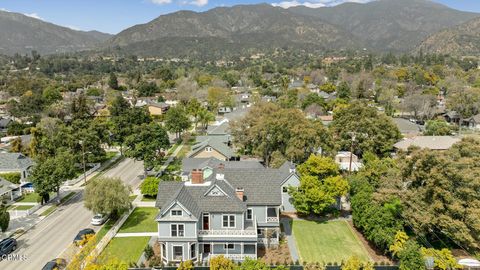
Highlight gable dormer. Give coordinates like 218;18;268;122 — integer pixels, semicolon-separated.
205;184;228;197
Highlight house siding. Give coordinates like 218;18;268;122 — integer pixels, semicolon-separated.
281;174;300;212
191;149;228;161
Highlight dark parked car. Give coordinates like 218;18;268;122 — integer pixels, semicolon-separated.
41;258;67;270
0;238;17;256
73;228;95;246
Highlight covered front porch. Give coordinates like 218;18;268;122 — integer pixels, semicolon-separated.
200;241;257;263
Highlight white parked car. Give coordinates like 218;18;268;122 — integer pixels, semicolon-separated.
91;214;108;226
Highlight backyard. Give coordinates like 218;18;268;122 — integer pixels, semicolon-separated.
292;220;371;264
118;207;159;233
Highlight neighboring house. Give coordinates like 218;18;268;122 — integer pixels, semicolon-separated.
443;111;461;125
147;101;170;116
335;151;363;172
0;177;21;201
189;136;236;161
463;114;480;130
393;136;461;151
155;161;299;264
0;153;35;183
180;157;264;181
392;118;423;137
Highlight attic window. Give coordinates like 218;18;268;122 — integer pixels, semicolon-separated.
171;210;182;216
207;186;224;197
205;147;213;152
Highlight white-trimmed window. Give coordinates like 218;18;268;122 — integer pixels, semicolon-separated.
205;147;213;152
190;243;196;259
224;243;234;250
171;210;182;216
222;215;235;228
173;246;183;261
246;209;253;220
171;224;185;237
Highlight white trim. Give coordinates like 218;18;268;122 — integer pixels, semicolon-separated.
221;214;236;228
202;212;210;230
204;184;229;197
172;244;184;262
170;223;185;237
161;200;193;217
161;242;167;260
190;243;197;259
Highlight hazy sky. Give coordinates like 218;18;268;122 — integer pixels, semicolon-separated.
1;0;480;34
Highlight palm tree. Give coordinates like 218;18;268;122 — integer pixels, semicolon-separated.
198;109;215;134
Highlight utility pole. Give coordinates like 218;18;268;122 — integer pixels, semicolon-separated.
349;133;356;173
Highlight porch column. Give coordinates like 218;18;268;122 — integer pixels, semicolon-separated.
211;242;214;255
226;242;229;256
10;191;14;201
241;242;244;259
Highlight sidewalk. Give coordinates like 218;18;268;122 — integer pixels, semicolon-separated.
115;232;157;237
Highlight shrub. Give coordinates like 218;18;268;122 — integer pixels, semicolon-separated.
0;172;21;184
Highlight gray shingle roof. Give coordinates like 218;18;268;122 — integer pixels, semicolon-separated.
189;137;235;159
182;157;264;174
0;153;34;171
0;118;11;129
0;177;18;195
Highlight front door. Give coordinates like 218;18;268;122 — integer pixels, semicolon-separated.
203;213;210;230
203;244;211;254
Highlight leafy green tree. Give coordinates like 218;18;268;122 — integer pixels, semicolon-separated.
301;93;325;110
108;72;119;90
447;88;480;118
164;106;191;139
197;108;215;132
137;81;159;97
31;150;76;203
84;177;131;218
398;241;426;270
140;177;160;197
231;103;333;166
330;101;401;157
337;81;351;100
42;86;62;105
424;120;452;135
71;92;93;121
125;122;170;170
0;204;9;232
290;155;349;215
320;82;336;93
400;138;480;251
187;98;202;128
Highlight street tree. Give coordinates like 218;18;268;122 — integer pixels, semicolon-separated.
0;204;9;232
164;106;191;139
84;177;131;218
125;122;170;170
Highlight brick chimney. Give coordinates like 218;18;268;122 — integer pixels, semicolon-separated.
216;163;225;180
191;169;203;184
236;188;244;201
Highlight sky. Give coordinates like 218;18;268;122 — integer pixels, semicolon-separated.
1;0;480;34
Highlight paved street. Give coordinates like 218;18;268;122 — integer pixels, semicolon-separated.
0;158;144;270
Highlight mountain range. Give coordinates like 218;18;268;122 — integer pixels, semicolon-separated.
0;10;111;55
1;0;480;57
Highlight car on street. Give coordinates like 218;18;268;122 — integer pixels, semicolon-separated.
91;214;108;226
73;228;95;246
0;238;17;256
41;258;67;270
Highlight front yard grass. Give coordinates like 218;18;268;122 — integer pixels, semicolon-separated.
118;207;158;233
292;220;370;264
13;205;34;211
99;236;150;264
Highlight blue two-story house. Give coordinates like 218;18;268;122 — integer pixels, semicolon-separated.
155;159;299;264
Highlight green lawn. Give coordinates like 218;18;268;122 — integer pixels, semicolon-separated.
40;205;57;216
17;192;40;203
292;220;370;264
141;196;156;202
118;207;158;233
99;237;150;264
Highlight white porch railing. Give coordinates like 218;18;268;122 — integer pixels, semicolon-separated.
267;216;279;222
257;238;279;245
198;229;256;236
207;253;257;261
